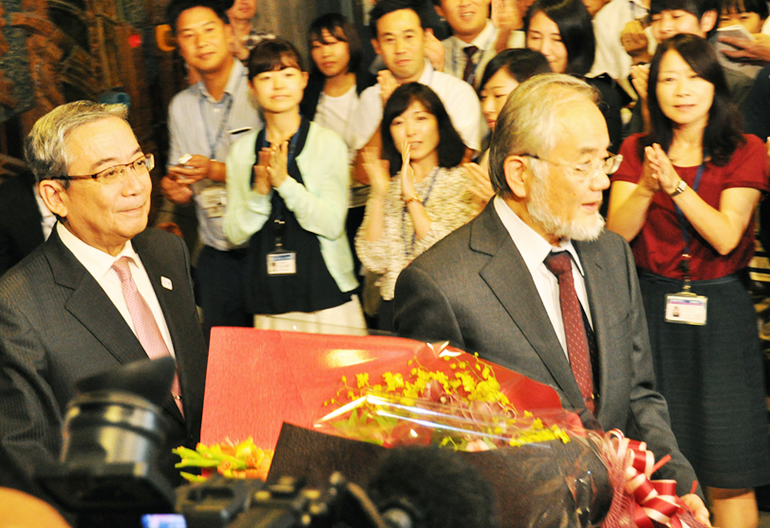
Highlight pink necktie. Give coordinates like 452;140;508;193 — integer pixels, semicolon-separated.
112;256;184;416
544;252;596;413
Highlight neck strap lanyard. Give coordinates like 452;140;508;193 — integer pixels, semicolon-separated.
674;159;706;284
260;125;302;246
199;74;243;159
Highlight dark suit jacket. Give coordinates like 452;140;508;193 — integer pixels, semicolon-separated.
394;203;699;496
0;226;208;499
0;173;45;277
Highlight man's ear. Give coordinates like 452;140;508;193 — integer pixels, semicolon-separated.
372;37;382;56
39;180;68;220
434;3;445;19
700;9;718;33
503;155;530;199
300;70;309;90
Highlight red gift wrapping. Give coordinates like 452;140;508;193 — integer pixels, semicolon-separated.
202;328;565;450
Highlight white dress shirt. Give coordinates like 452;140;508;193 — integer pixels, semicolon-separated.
352;60;482;152
57;223;176;357
493;197;593;358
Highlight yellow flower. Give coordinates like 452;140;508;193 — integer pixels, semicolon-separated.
356;373;370;388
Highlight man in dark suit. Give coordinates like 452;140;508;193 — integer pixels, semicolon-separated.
0;101;208;503
393;74;710;524
0;171;47;277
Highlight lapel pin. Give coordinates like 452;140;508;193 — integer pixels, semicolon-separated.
161;276;173;290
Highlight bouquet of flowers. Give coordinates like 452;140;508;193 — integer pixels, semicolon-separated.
195;328;706;528
173;437;273;482
314;351;574;451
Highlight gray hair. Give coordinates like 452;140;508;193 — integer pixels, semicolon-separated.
488;73;598;198
24;101;129;184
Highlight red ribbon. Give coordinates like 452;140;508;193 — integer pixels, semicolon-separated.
609;430;687;528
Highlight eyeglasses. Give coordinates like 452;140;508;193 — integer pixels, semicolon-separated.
526;153;623;178
50;154;155;184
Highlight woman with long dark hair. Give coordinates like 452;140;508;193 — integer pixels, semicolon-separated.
524;0;623;153
356;83;474;331
300;13;376;285
607;34;770;528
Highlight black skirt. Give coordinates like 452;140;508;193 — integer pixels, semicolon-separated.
639;270;770;489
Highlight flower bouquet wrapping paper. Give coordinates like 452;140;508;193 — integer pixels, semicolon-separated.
197;328;706;528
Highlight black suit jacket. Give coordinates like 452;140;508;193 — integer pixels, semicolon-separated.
394;203;699;496
0;226;208;498
0;173;45;277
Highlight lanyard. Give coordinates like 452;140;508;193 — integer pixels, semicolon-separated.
200;94;234;160
401;166;439;257
261;127;302;245
198;73;245;159
674;160;705;282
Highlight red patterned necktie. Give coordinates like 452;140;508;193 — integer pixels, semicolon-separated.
544;252;596;413
112;256;184;416
462;45;479;84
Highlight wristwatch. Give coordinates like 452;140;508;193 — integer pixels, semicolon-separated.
669;179;687;197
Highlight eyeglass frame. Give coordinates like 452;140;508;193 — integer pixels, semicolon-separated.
48;153;155;184
524;153;623;178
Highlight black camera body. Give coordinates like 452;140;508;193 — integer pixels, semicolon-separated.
176;473;390;528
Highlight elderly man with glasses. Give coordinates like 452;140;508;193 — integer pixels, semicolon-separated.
0;101;207;507
393;74;711;525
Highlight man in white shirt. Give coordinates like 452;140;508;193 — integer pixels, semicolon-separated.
161;0;262;339
0;101;207;506
393;74;710;526
589;0;652;96
432;0;525;89
353;0;482;182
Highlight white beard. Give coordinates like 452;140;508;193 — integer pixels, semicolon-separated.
527;166;605;242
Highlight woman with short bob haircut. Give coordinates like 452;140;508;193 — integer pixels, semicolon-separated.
356;83;474;331
225;38;366;334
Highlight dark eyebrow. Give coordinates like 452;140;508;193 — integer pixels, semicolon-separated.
86;146;143;173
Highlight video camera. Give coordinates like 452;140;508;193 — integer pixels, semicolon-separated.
36;358;417;528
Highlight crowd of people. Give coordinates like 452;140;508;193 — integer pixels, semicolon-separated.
3;0;770;525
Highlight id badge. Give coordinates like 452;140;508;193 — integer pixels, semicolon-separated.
664;292;707;325
200;186;227;218
267;250;296;275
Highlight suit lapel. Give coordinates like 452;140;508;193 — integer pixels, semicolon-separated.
574;240;612;416
472;207;585;409
46;228;146;366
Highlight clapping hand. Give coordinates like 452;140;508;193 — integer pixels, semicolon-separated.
252;148;272;195
400;142;416;201
266;141;289;189
621;19;652;64
424;29;446;72
362;147;391;199
492;0;522;33
378;70;399;106
630;63;650;101
644;144;679;195
463;162;495;203
720;33;770;63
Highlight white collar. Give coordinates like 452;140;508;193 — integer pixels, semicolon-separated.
451;20;497;52
197;59;246;103
493;196;585;277
57;222;140;281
